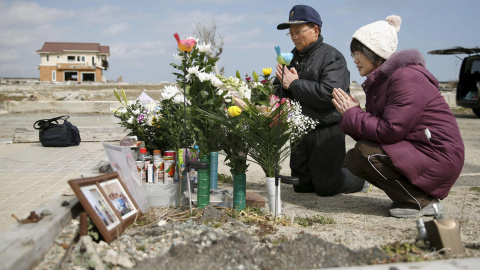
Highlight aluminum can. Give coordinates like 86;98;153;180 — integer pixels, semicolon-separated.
163;150;176;161
135;161;145;182
153;160;164;183
147;164;154;183
164;160;175;184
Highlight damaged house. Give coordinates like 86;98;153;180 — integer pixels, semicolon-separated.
36;42;110;82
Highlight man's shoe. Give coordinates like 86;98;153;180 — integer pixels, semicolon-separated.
389;199;442;218
293;184;315;193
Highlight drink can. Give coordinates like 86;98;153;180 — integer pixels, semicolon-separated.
147;164;154;183
153;160;164;183
135;161;145;182
164;150;176;161
164;160;175;184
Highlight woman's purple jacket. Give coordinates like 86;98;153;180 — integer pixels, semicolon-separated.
340;49;465;199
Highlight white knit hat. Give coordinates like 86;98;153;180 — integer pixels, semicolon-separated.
352;15;402;60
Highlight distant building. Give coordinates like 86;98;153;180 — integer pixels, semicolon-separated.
0;77;39;84
36;42;110;82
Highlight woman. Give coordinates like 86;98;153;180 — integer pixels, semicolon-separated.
332;15;465;218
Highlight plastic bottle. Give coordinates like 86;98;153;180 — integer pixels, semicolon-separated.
153;150;164;183
138;148;151;182
209;152;218;190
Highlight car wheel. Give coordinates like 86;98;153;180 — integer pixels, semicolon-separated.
473;108;480;117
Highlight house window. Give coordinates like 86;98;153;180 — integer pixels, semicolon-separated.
92;56;95;65
46;55;49;61
82;73;95;81
65;71;78;81
52;71;56;81
81;56;85;62
68;56;75;62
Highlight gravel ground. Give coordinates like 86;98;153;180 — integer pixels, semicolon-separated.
32;163;480;270
3;85;478;269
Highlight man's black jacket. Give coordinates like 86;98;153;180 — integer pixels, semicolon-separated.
275;35;350;127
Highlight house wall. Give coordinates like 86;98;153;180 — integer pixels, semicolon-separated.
39;66;58;81
40;52;104;66
39;66;103;82
38;52;106;82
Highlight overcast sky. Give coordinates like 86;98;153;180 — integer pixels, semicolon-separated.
1;0;479;84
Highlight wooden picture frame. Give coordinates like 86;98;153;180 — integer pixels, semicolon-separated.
68;172;142;243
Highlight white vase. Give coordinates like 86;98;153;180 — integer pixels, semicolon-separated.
266;177;281;215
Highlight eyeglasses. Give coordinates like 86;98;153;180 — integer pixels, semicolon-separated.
286;27;313;38
351;52;361;59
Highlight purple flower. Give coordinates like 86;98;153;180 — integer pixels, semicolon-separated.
245;77;251;82
137;114;145;122
261;80;268;84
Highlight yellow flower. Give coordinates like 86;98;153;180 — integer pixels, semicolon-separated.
227;106;242;117
262;67;272;76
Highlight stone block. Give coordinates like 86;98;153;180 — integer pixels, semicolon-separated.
246;192;265;208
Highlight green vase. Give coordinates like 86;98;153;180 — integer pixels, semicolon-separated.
196;154;210;209
233;173;246;210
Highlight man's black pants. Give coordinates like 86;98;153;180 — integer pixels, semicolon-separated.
290;124;365;196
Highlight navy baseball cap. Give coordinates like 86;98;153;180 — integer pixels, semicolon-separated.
277;5;323;30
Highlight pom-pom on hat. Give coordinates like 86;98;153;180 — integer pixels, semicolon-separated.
352;15;402;60
277;5;323;30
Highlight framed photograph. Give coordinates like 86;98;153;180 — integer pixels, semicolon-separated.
100;178;138;221
68;172;142;243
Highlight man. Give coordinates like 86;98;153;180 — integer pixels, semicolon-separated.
275;4;366;196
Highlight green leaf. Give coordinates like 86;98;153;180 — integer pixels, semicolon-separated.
113;89;123;105
236;70;241;79
252;71;259;82
121;89;128;104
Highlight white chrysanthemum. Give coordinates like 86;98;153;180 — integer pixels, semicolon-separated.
173;93;190;105
187;66;200;75
196;71;212;82
210;76;224;88
197;42;211;53
132;109;140;115
173;53;184;61
161;85;180;100
127;116;134;124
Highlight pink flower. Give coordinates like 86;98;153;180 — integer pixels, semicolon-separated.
233;96;248;110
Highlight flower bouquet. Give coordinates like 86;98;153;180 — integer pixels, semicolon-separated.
170;40;227;157
113;86;192;153
204;70;318;178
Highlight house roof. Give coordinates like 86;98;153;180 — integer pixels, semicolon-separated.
36;42;110;55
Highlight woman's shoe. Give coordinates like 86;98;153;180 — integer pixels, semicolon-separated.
389;199;442;218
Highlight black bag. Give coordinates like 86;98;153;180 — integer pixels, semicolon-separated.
33;116;81;147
